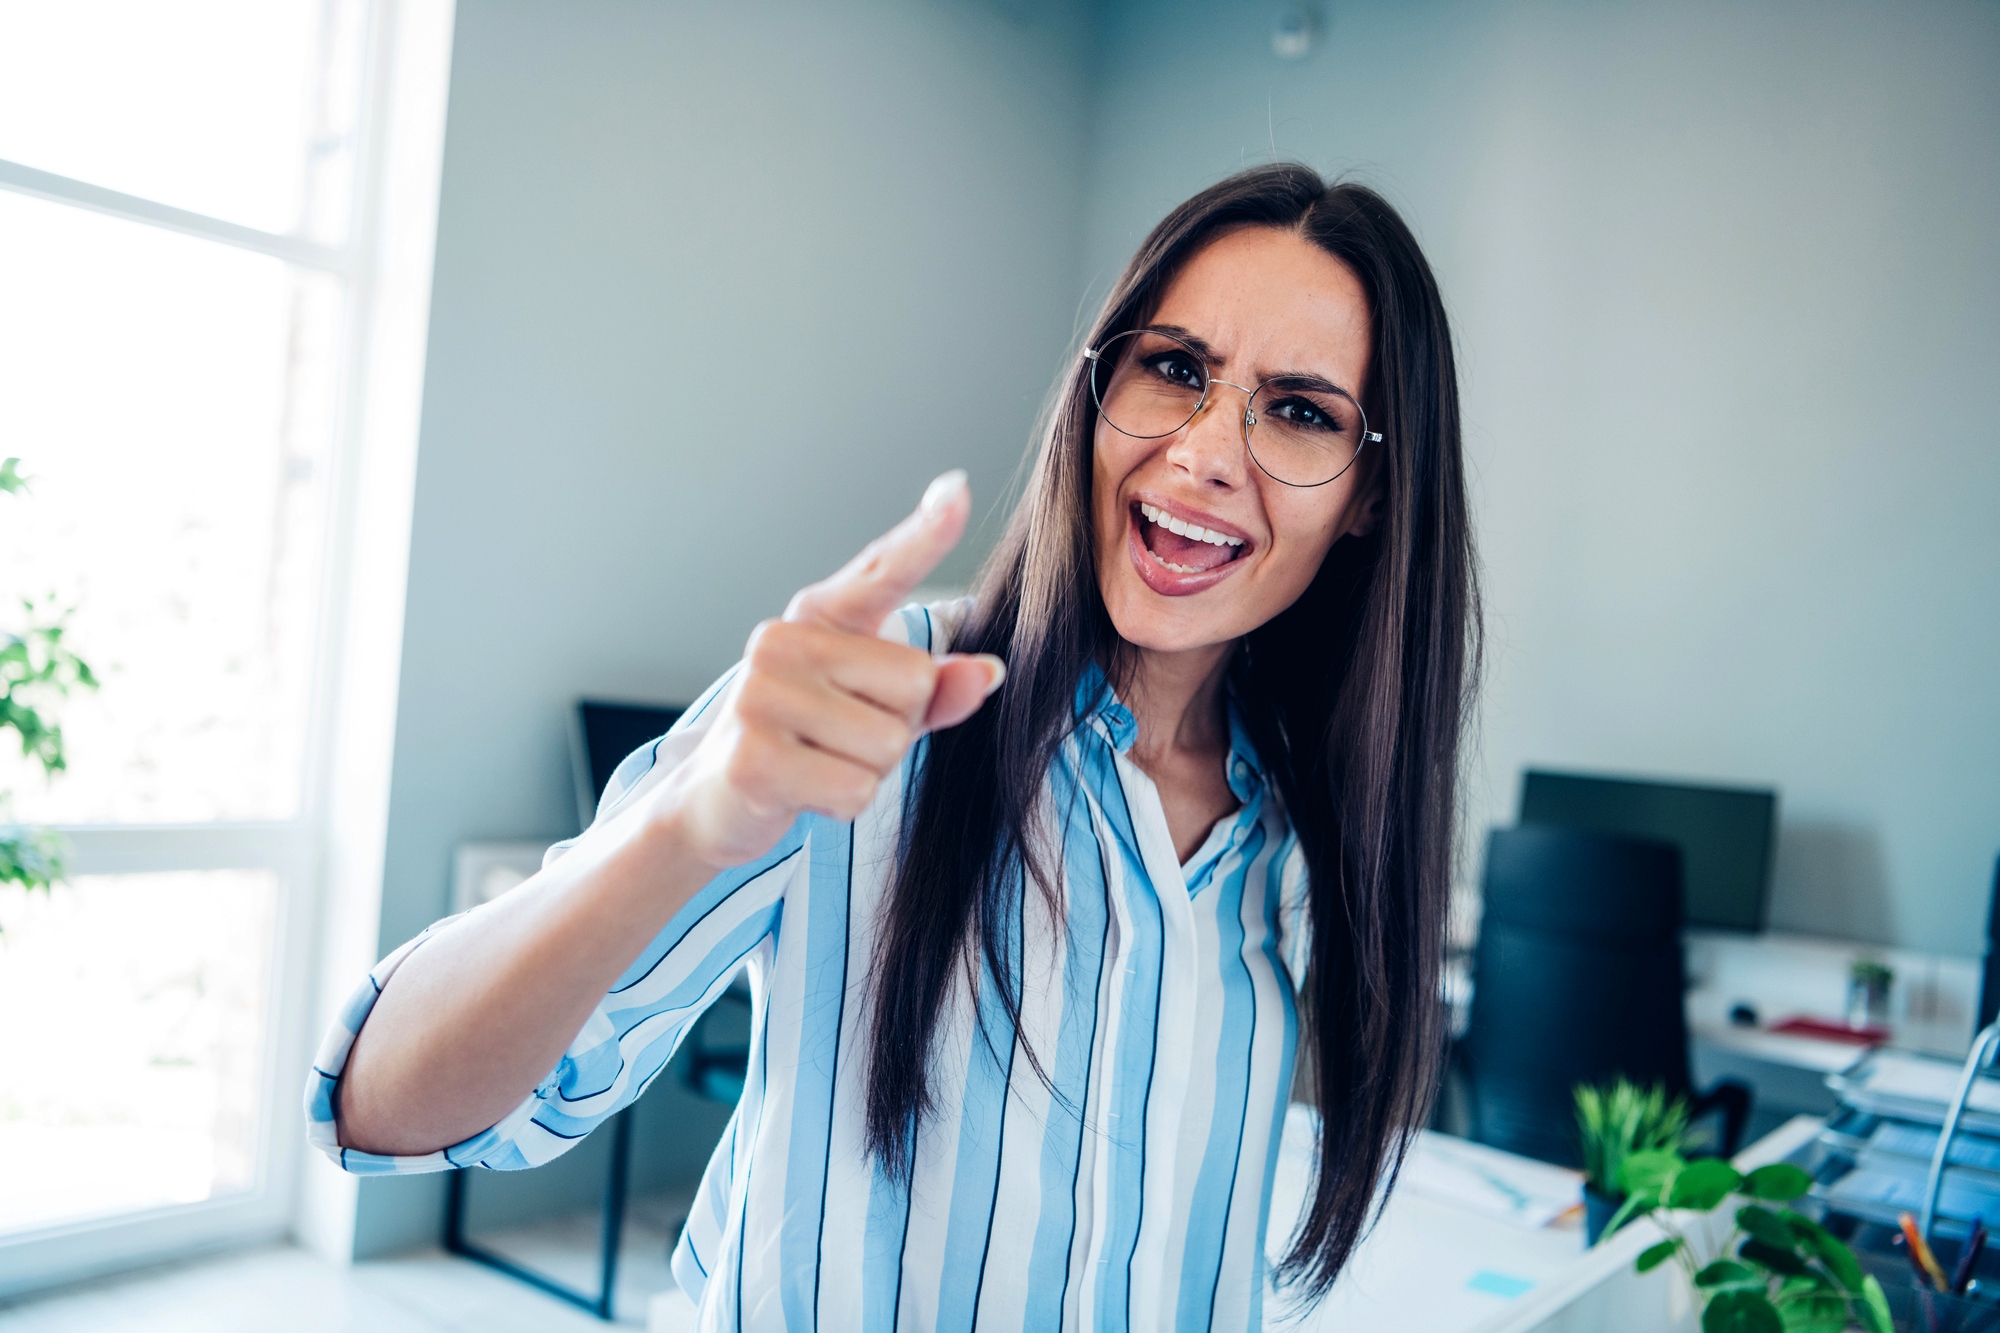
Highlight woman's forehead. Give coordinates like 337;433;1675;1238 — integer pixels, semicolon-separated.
1150;227;1371;382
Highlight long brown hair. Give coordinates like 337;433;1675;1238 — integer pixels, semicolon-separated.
866;163;1478;1295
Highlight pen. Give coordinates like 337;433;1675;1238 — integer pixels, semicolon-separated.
1951;1216;1987;1296
1901;1211;1951;1293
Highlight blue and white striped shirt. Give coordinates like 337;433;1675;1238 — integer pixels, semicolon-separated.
308;602;1311;1331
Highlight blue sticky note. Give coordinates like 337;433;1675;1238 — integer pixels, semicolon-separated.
1466;1270;1535;1299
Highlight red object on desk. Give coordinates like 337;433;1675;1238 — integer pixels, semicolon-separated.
1766;1015;1891;1045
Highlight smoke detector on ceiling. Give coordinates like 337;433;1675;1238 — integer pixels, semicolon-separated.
1272;7;1314;60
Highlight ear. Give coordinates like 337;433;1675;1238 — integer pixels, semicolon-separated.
1343;477;1386;538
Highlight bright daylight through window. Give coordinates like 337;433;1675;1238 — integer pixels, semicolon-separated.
0;0;384;1251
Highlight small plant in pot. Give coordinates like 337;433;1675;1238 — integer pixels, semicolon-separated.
1610;1146;1891;1333
1576;1078;1692;1245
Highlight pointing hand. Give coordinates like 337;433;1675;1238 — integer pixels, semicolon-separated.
660;471;1004;869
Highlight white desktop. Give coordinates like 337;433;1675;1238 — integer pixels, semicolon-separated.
1685;928;1981;1132
1262;1105;1822;1333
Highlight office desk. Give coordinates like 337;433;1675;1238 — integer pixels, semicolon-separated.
1685;930;1981;1136
1268;1109;1823;1333
643;1111;1821;1332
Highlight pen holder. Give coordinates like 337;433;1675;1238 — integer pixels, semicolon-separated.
1860;1245;2000;1333
1881;1280;2000;1333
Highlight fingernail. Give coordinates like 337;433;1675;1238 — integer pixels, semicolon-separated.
977;654;1007;696
921;469;969;515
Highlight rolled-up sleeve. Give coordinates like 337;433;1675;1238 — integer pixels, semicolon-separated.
304;661;797;1175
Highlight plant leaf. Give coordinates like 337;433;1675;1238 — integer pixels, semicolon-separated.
1780;1211;1864;1295
1737;1205;1798;1251
1774;1293;1851;1333
1620;1147;1683;1200
1670;1157;1745;1211
1772;1274;1824;1301
1856;1275;1893;1333
0;827;68;890
1743;1163;1813;1202
1739;1238;1812;1277
1638;1238;1683;1273
1703;1290;1786;1333
1604;1190;1654;1239
1695;1258;1760;1289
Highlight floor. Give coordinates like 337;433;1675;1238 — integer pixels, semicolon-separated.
0;1194;700;1333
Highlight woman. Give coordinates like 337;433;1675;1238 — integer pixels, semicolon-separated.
310;163;1476;1330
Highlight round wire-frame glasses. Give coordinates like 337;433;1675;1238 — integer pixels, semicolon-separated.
1083;326;1381;488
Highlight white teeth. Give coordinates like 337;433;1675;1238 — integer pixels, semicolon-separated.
1137;502;1245;548
1145;548;1203;574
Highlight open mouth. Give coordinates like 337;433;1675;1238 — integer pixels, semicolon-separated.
1133;500;1248;575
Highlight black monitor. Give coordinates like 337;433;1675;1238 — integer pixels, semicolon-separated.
569;699;685;831
1518;769;1778;932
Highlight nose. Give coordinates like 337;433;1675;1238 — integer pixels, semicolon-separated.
1167;379;1254;488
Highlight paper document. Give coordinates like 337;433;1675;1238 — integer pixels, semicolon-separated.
1843;1051;2000;1114
1402;1131;1583;1229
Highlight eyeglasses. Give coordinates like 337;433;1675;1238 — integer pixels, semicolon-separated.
1083;327;1380;487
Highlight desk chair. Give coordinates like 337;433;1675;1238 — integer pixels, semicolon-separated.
1461;825;1752;1167
447;699;738;1321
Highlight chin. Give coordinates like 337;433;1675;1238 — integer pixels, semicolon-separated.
1101;582;1244;656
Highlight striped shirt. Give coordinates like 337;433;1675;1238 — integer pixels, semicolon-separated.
307;601;1311;1331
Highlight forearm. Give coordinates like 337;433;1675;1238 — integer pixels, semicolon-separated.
332;475;987;1159
337;792;719;1157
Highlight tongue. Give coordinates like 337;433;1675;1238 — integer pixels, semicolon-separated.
1146;521;1235;573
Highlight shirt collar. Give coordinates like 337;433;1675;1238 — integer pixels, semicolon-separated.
1075;661;1266;801
1075;662;1137;751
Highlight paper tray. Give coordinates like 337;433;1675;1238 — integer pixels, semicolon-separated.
1828;1048;2000;1134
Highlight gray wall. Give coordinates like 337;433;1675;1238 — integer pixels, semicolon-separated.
357;0;1094;1257
1082;0;1999;953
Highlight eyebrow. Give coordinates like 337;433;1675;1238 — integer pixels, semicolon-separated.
1142;323;1360;401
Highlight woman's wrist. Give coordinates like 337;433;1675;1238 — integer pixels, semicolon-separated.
634;786;734;886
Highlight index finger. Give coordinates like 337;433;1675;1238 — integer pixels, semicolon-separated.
784;470;970;634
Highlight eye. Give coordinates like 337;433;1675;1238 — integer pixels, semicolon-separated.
1138;349;1206;391
1265;394;1342;433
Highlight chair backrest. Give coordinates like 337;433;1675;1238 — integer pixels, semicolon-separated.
1462;824;1690;1166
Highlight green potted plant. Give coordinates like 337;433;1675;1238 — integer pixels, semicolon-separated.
0;457;97;894
1609;1144;1893;1333
1576;1078;1693;1245
1847;958;1895;1031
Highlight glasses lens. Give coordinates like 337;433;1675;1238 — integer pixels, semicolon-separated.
1246;378;1368;486
1091;329;1206;439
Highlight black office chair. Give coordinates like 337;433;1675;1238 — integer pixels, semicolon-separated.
1460;824;1752;1167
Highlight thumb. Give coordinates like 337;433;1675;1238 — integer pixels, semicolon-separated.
923;653;1006;732
784;470;970;633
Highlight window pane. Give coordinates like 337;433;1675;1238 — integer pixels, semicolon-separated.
0;871;275;1234
0;0;368;240
0;192;339;823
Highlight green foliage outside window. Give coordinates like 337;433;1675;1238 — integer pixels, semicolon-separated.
1;457;98;891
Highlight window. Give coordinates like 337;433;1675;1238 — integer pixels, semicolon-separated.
0;0;451;1294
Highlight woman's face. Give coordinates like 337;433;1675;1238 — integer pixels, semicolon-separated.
1092;226;1379;658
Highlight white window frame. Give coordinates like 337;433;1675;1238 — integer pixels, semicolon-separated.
0;0;453;1296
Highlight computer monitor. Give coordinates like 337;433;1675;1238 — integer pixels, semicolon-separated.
1518;769;1778;932
569;698;686;831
